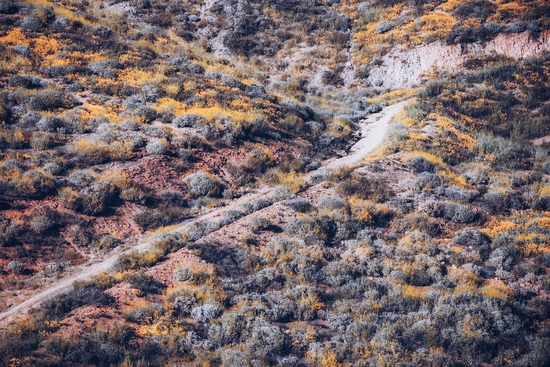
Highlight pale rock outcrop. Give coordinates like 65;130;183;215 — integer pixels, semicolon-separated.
368;30;550;89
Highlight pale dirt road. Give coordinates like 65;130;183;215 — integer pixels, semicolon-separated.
0;100;408;326
324;100;408;170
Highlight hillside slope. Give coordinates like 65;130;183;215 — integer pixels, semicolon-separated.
1;1;550;366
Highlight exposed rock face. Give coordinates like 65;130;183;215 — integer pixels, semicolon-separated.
476;30;550;59
368;30;550;89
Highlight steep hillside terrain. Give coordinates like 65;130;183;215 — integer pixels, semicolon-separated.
1;0;550;366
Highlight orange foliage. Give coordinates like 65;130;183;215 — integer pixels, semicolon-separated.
480;279;514;300
0;29;30;47
420;13;458;38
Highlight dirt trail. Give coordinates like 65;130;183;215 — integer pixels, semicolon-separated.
0;101;408;326
324;100;408;170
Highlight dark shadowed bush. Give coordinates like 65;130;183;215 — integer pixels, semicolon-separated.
220;209;246;226
284;198;311;212
338;174;393;202
0;214;21;246
79;180;118;215
39;284;112;320
133;209;165;231
8;75;44;89
173;114;207;128
124;272;166;294
406;156;435;173
453;227;491;248
23;90;79;111
127;303;166;324
420;200;477;223
114;251;163;272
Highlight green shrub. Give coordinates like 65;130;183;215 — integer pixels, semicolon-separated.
191;304;222;323
284;198;312;212
8;75;43;88
80;180;118;215
420;200;477;223
23;7;53;30
173;296;196;316
220;209;246;226
316;195;346;210
453;1;496;22
120;187;147;204
127;303;166;324
59;187;81;211
93;234;121;251
152;232;187;255
0;129;27;149
146;138;169;155
15;169;55;198
357;5;384;24
245;148;273;173
124;272;166;294
474;63;519;84
250;215;272;233
28;209;56;234
337;174;393;202
173;114;208;128
279;115;305;134
418;80;449;98
0;214;21;246
22;90;79;111
59;179;117;215
484;190;522;212
404;102;428;122
403;213;440;236
183;171;224;198
30;133;54;150
161;189;186;206
185;220;220;241
406;156;436;173
477;133;536;170
114;251;163;272
173;267;211;285
133;207;189;231
73;141;113;165
452;227;491;248
38;284;112;320
0;317;59;364
133;209;164;231
36;116;63;132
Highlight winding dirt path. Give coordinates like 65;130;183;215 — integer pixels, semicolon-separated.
0;100;408;326
325;100;408;170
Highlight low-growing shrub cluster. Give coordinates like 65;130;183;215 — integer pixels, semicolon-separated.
133;207;190;231
59;176;118;216
338;174;393;202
